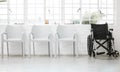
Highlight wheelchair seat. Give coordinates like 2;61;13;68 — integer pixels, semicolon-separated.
87;23;119;57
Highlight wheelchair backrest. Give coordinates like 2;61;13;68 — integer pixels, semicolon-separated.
91;23;108;39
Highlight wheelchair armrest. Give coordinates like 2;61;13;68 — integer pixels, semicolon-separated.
90;29;93;32
107;29;114;39
108;28;114;35
109;28;113;31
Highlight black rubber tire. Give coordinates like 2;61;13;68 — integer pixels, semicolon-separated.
93;51;95;57
87;35;93;57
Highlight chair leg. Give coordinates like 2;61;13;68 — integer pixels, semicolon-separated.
54;40;58;57
29;41;31;57
33;42;35;56
1;41;4;58
75;42;79;57
73;41;76;56
22;42;25;58
48;42;51;57
58;41;60;56
7;42;9;56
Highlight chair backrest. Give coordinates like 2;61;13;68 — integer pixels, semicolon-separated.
31;25;53;39
5;25;24;39
91;23;108;39
57;25;76;39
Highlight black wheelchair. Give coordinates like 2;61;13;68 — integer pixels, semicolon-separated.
87;23;119;57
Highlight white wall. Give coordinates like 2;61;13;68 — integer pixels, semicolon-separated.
0;0;120;56
113;0;120;52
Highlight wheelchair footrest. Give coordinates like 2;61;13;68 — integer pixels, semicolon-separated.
97;52;105;55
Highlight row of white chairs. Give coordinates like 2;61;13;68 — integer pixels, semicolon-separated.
1;25;79;58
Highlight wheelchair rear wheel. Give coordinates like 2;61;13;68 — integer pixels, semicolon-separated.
87;35;93;57
93;51;95;57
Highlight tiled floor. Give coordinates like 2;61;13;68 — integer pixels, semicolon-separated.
0;56;120;72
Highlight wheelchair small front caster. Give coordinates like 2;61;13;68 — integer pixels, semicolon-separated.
113;54;118;58
109;54;112;57
113;50;119;57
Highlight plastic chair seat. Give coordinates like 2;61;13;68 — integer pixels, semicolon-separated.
4;39;23;42
31;38;50;42
59;38;75;41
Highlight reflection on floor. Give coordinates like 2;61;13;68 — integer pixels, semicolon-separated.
0;56;119;72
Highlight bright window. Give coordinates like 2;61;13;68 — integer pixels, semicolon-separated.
64;0;114;24
81;0;114;24
0;1;8;25
9;0;24;24
45;0;61;24
27;0;44;24
63;0;81;24
0;0;114;25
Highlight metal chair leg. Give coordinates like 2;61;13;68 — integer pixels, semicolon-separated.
58;41;60;56
29;41;31;57
54;40;58;57
73;41;76;56
48;41;51;57
7;42;9;56
22;42;25;58
1;41;4;58
33;42;35;56
75;41;79;57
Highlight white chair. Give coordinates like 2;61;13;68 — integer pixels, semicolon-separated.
29;25;54;57
56;25;79;56
1;25;25;58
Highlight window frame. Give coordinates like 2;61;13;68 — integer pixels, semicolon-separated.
0;0;115;25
